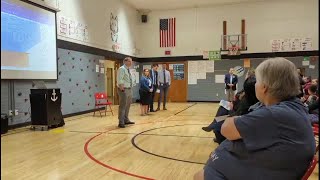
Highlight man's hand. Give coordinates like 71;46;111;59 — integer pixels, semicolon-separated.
119;84;125;91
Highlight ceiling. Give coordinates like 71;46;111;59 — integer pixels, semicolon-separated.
123;0;268;11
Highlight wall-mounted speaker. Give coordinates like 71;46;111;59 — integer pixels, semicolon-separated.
141;15;147;23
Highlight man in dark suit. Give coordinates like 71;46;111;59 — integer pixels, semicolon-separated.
149;64;159;112
224;68;238;101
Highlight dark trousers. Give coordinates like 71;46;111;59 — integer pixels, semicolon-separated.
207;106;229;144
149;85;158;111
158;84;169;108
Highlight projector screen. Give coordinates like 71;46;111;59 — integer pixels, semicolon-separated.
1;0;57;80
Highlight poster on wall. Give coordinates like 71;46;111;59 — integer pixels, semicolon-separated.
271;39;281;52
143;65;151;70
243;59;250;68
58;16;68;36
309;65;315;69
197;73;206;79
206;61;215;72
301;38;312;50
197;61;207;73
188;61;198;73
272;37;312;52
58;15;89;42
290;38;302;51
188;73;197;84
302;61;310;66
215;75;225;83
280;38;291;51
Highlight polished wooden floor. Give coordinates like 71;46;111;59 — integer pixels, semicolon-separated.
1;103;318;180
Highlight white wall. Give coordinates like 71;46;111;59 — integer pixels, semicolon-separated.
57;0;139;56
137;0;319;57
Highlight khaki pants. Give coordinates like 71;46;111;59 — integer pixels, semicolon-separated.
226;89;235;102
118;88;132;125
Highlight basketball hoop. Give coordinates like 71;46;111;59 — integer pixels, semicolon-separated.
228;45;240;56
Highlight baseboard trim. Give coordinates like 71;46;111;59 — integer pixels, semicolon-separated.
8;107;105;130
8;122;31;130
63;107;105;118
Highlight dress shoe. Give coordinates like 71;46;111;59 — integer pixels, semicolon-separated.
156;108;160;111
125;121;135;125
150;110;156;112
163;107;167;110
213;138;219;143
202;127;211;132
118;124;125;128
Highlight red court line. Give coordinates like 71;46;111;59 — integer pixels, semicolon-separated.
83;104;197;179
84;127;155;180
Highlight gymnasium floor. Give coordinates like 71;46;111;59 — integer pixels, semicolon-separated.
1;103;318;180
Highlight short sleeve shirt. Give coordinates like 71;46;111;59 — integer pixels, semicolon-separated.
204;98;316;180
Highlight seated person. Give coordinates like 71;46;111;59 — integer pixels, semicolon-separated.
307;98;319;124
202;76;259;144
301;84;318;106
194;57;315;180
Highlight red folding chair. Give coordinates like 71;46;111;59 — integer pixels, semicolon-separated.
301;155;318;180
93;92;113;117
313;125;319;153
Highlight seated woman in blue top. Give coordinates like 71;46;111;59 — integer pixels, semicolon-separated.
194;57;316;180
139;69;153;116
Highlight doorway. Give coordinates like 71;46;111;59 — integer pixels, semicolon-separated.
154;62;187;102
106;68;113;103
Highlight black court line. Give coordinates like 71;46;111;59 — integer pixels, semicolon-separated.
174;103;197;115
108;132;213;139
69;130;103;134
131;124;208;165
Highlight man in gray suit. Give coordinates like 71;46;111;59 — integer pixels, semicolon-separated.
117;57;135;128
157;64;171;111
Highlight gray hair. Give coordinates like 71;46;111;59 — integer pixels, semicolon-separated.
255;57;300;100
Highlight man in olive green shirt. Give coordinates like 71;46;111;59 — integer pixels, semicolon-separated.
117;57;135;128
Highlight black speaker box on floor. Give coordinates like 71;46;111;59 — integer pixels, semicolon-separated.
1;114;9;134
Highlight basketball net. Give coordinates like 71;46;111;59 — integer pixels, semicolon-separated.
228;45;239;56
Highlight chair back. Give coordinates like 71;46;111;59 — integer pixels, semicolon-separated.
94;92;108;104
301;155;318;180
95;92;108;100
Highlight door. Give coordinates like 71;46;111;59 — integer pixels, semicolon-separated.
114;61;121;105
106;68;113;103
167;62;187;102
154;62;187;102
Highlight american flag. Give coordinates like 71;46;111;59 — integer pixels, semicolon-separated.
160;18;176;47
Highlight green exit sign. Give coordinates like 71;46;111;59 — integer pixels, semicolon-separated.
209;51;221;60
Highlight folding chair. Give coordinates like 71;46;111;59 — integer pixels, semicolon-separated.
93;92;113;117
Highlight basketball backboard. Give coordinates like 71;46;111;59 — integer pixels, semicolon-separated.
221;34;247;54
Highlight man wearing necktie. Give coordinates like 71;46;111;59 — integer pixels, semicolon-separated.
149;64;159;112
224;68;238;101
116;57;135;128
157;64;171;111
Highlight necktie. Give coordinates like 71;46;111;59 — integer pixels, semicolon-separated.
152;70;155;84
163;70;166;84
127;68;132;87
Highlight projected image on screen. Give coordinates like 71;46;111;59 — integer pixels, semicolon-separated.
1;0;57;79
